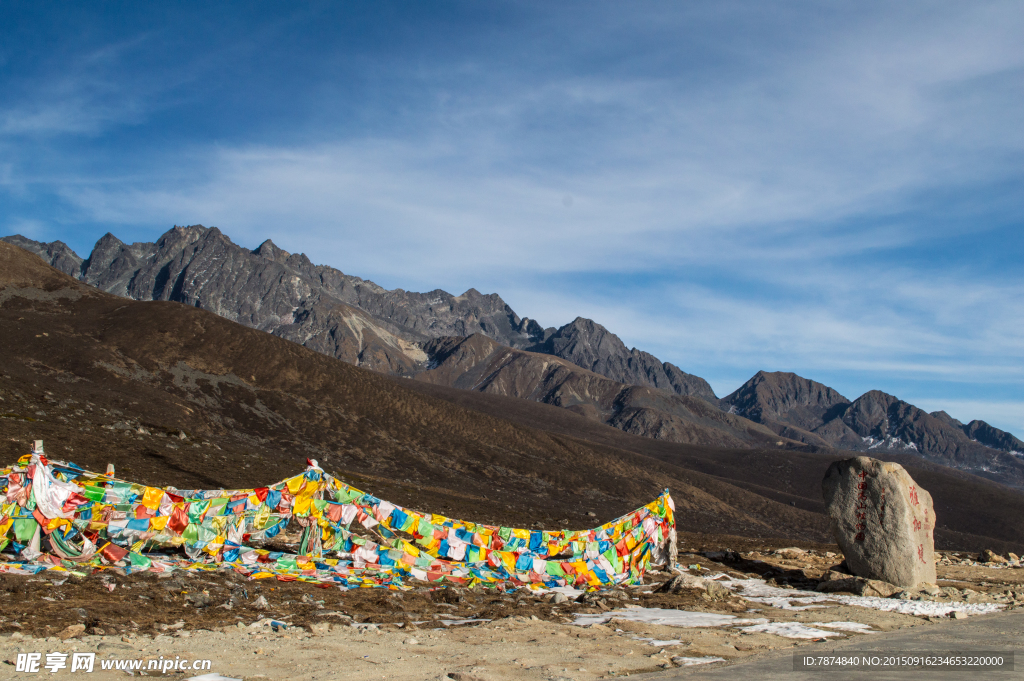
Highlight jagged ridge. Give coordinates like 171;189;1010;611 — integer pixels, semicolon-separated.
5;229;1022;485
721;372;1024;486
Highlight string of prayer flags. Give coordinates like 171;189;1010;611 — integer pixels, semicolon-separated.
0;447;674;590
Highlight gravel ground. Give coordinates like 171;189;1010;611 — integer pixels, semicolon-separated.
2;548;1021;680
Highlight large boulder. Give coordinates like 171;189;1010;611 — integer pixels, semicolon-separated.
980;549;1007;564
656;573;711;593
822;456;936;587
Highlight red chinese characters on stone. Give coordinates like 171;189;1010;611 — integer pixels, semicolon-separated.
854;470;870;542
918;544;925;563
912;518;922;531
909;485;920;506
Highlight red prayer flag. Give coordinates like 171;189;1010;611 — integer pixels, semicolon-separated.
62;492;90;514
167;504;189;534
100;542;129;562
33;508;52;533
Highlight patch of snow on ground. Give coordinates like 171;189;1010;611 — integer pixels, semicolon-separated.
633;636;686;646
440;617;491;627
727;578;1005;617
574;608;763;628
812;621;877;634
736;621;845;639
672;656;726;666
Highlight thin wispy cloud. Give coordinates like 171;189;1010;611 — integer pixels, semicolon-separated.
1;1;1021;434
0;36;155;137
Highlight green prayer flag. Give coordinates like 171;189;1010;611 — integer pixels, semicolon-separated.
83;485;105;502
14;518;38;542
181;524;199;543
188;502;208;523
334;488;361;503
129;552;152;569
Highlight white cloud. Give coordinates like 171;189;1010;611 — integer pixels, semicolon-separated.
2;218;49;240
0;37;155;137
3;1;1022;432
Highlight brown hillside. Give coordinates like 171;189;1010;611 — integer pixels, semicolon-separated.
399;378;1024;554
2;240;1023;553
0;241;809;539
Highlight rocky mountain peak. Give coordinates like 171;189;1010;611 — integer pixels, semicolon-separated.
964;420;1024;453
538;317;624;367
0;234;83;277
529;317;717;401
254;239;286;260
721;370;850;430
930;410;964;428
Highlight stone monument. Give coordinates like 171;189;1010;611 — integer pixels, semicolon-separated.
822;456;936;587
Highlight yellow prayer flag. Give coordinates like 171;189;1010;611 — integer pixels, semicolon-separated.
293;494;313;516
141;487;164;510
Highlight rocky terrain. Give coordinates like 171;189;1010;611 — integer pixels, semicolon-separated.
3;240;1024;553
1;229;712;403
1;544;1021;680
4;228;1024;487
3;238;1024;680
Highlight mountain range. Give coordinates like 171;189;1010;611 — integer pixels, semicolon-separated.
3;238;1023;553
5;226;1023;487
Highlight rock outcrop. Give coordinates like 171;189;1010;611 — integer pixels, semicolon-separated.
822;456;936;587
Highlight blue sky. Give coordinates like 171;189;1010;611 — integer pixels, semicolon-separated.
2;1;1022;436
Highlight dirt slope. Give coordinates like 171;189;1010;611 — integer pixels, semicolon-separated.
2;240;1022;552
0;241;811;540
